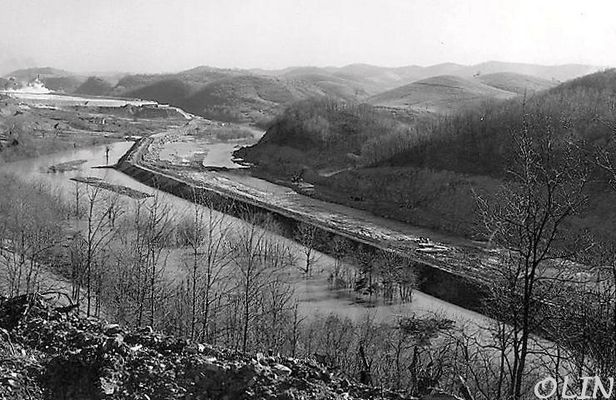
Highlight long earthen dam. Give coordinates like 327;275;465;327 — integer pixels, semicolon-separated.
117;135;494;312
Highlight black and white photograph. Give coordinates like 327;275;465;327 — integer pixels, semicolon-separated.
0;1;615;399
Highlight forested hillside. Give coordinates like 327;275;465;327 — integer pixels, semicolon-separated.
236;98;428;172
123;79;192;107
74;76;114;96
239;69;616;238
382;69;616;176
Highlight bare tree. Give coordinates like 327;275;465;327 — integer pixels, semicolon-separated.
294;222;320;276
229;214;295;352
177;192;232;341
475;108;588;399
73;180;83;218
134;194;174;328
257;274;295;352
328;236;351;289
352;245;379;302
0;176;66;297
375;250;416;304
553;121;616;379
79;186;122;317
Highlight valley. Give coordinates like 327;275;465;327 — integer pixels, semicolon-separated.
4;0;616;397
1;63;613;399
119;125;496;308
0;89;492;326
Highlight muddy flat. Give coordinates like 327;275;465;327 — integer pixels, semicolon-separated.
71;176;152;199
46;159;88;173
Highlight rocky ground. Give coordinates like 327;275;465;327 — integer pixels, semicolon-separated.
0;294;460;400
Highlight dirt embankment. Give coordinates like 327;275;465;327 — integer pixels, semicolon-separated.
70;176;152;199
116;136;490;312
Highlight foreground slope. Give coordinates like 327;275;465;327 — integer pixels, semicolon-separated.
0;294;420;400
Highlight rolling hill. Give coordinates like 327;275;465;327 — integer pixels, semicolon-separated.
380;69;616;176
460;61;600;81
265;61;600;93
109;68;350;123
3;61;601;123
112;66;247;95
73;76;114;96
235;98;409;171
45;60;596;127
331;63;420;91
179;74;333;123
113;68;379;123
4;66;72;80
476;72;557;94
282;71;372;98
123;78;192;106
367;75;516;114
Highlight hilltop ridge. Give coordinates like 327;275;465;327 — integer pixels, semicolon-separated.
2;61;600;124
367;75;516;114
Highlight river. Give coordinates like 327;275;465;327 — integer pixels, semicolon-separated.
1;90;491;331
3;140;489;333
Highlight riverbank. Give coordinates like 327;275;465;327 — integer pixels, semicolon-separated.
2;88;494;321
117;132;496;312
1;139;486;327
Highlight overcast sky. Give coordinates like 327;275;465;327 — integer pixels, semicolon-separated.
1;0;615;73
